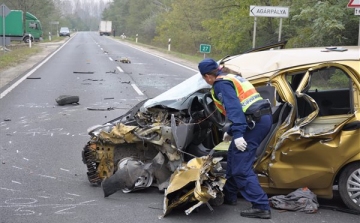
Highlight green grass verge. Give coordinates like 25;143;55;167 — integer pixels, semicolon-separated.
0;35;68;71
0;44;42;72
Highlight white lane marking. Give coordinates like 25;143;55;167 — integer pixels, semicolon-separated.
12;181;21;185
66;193;80;197
23;157;29;161
38;174;56;179
131;84;144;96
108;57;113;61
60;168;70;172
0;187;20;193
12;166;23;170
109;37;197;72
38;196;50;199
117;66;124;72
0;37;72;99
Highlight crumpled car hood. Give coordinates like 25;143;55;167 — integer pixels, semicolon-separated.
142;74;210;110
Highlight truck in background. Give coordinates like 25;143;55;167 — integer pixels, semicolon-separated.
0;10;43;43
99;20;112;36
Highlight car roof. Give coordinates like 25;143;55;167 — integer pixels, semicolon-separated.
224;46;360;79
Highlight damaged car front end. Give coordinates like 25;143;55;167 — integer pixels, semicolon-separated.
82;44;360;214
82;74;225;196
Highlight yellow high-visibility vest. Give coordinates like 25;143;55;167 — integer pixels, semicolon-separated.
210;74;262;115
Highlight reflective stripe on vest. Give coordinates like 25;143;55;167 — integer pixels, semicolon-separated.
210;74;262;115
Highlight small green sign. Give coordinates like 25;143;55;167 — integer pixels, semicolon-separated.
200;44;211;53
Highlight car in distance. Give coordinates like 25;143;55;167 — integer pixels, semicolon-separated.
82;43;360;213
59;27;70;37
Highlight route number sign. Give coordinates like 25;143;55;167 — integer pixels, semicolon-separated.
200;44;211;53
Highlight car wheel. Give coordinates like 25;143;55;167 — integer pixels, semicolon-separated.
339;162;360;212
23;36;33;43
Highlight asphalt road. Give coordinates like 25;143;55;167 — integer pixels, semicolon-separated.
0;32;359;223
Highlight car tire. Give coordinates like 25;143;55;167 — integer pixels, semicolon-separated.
23;36;33;43
55;95;79;105
338;162;360;213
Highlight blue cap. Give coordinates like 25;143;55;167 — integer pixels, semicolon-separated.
198;58;218;75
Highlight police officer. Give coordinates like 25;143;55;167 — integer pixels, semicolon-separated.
198;58;272;219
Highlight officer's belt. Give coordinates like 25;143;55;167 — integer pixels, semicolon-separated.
245;107;272;124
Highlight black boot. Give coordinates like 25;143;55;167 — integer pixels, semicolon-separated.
240;208;271;219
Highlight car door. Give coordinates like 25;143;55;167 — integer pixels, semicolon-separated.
267;63;357;190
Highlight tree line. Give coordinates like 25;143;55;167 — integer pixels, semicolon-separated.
1;0;358;58
102;0;358;58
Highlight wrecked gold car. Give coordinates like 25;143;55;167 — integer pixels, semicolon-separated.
82;45;360;213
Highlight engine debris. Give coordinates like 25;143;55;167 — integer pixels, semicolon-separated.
116;57;131;63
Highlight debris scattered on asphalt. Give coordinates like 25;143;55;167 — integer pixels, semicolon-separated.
55;95;80;106
26;77;41;79
73;71;94;74
116;57;131;63
87;107;115;111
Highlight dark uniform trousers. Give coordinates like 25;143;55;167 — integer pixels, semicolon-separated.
224;114;272;210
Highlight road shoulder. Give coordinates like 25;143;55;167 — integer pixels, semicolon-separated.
0;39;68;90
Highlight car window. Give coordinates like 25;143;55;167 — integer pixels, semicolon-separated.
308;66;352;116
309;67;350;91
291;66;353;118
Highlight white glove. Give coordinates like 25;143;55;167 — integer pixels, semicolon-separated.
234;137;247;151
223;132;232;142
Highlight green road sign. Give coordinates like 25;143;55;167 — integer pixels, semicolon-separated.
200;44;211;53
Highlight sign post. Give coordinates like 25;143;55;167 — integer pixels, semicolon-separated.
249;5;289;48
1;3;11;51
199;44;211;58
50;21;59;38
347;0;360;46
29;34;32;48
